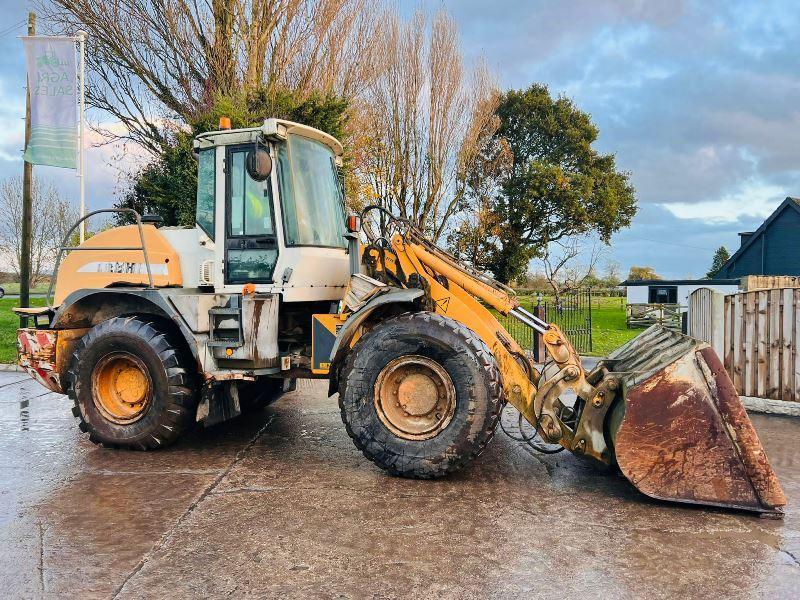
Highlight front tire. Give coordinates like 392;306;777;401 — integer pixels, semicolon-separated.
339;312;504;478
67;317;198;450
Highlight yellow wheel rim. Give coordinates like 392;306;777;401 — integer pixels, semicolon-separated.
91;352;152;424
374;355;456;441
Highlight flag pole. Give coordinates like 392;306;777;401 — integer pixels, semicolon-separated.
19;11;35;326
78;30;86;243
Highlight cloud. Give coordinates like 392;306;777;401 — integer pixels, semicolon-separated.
610;203;769;279
661;180;786;223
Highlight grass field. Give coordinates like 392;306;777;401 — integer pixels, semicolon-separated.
587;297;639;356
0;297;45;363
515;293;639;357
0;282;50;295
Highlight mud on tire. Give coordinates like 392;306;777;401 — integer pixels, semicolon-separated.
338;311;504;478
66;317;198;450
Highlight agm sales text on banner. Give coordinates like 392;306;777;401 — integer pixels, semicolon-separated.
22;37;78;169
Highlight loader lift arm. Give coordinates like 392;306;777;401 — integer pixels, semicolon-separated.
339;206;785;515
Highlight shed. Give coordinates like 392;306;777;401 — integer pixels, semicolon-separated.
621;279;739;307
715;197;800;279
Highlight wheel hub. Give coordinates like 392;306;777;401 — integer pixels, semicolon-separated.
374;355;456;440
92;352;152;424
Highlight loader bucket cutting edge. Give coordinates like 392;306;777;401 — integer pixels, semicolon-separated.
603;326;786;516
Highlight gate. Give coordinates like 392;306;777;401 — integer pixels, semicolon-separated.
544;290;593;354
687;287;726;357
495;290;593;357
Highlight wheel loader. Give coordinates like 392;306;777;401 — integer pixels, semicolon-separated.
15;118;786;516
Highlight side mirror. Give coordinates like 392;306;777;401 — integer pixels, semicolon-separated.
246;148;272;181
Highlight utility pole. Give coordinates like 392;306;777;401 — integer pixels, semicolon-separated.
20;11;35;327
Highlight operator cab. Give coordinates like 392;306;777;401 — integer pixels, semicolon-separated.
189;118;350;302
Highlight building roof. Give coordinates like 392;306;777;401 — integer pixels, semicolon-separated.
714;197;800;279
621;278;739;286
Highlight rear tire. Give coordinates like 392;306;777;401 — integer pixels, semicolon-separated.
67;317;198;450
339;312;504;478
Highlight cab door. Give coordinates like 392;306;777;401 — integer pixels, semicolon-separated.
224;145;278;284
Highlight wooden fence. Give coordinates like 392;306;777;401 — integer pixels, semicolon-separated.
739;275;800;292
626;303;683;330
687;287;725;357
723;289;800;402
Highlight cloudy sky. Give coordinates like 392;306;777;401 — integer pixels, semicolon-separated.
406;0;800;278
1;1;798;278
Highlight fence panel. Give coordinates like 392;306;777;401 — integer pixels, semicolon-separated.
723;288;800;402
544;290;593;354
740;275;800;292
767;288;782;399
744;291;756;397
626;303;682;330
495;290;594;357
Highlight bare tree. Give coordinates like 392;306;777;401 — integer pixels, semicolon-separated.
603;260;621;285
39;0;384;153
41;1;501;247
540;236;605;303
447;106;511;267
0;177;79;286
448;202;503;270
359;10;499;241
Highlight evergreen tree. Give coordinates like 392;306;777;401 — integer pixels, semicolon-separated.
706;246;731;278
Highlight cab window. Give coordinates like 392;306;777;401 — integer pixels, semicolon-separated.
225;146;278;284
229;150;275;237
277;135;345;248
195;148;215;239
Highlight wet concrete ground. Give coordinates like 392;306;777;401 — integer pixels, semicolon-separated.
1;370;799;599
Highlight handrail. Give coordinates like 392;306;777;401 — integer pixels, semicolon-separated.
46;208;155;308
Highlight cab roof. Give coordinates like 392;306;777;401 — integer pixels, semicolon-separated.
194;118;343;159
